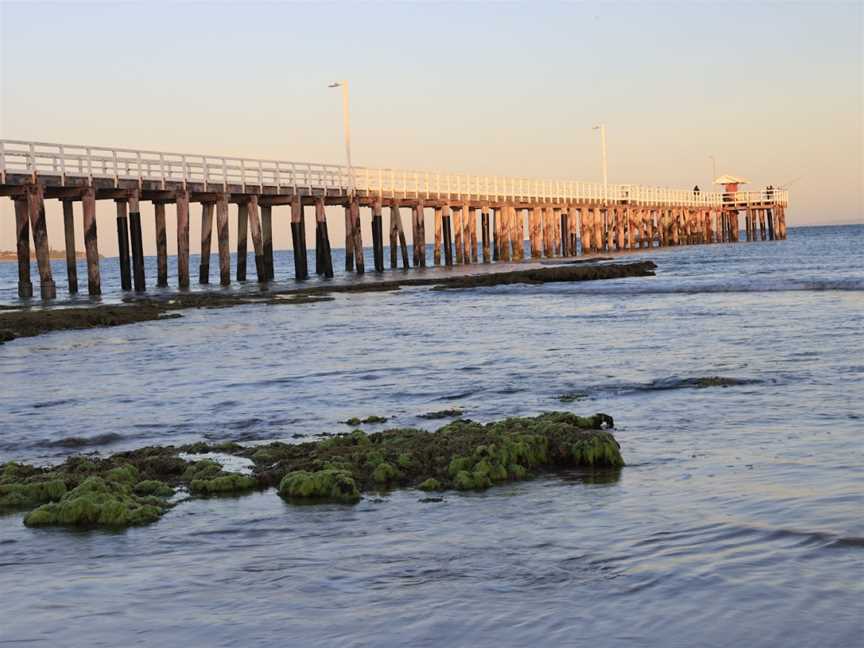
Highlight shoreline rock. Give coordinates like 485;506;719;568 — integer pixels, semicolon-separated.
1;412;624;530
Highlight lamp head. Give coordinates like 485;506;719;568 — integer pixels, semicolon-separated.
328;82;341;88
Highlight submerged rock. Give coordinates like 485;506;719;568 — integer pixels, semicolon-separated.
3;411;624;528
23;477;168;529
418;408;465;419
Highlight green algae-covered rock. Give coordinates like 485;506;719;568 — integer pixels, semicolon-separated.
133;480;174;497
23;477;166;529
0;479;67;512
418;478;442;491
189;474;256;495
278;469;360;503
106;464;139;484
371;462;399;484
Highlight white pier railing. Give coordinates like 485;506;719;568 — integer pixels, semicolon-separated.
0;139;788;208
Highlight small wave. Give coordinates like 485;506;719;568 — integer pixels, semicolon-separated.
36;432;123;448
30;398;76;409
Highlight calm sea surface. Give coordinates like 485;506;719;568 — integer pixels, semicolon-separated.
0;225;862;647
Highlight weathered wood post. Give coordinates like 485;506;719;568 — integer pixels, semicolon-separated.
463;204;473;263
351;197;365;273
154;202;169;287
560;207;570;256
128;190;145;291
81;187;101;295
389;201;410;269
261;203;274;280
481;207;490;263
778;206;787;239
236;198;248;281
442;204;453;266
591;207;602;253
569;206;579;255
529;207;540;258
246;195;266;281
372;198;385;272
579;207;591;255
767;208;775;241
469;205;478;262
199;201;213;284
216;194;230;286
25;184;56;299
13;196;33;298
500;205;512;262
291;196;308;279
315;197;334;278
414;201;426;267
62;199;78;294
492;207;500;261
176;189;190;288
344;202;354;271
115;198;132;291
433;206;442;265
453;206;464;264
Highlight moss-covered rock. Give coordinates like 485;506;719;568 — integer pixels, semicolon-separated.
0;479;67;512
343;415;389;426
189;474;256;495
133;480;174;497
23;477;167;529
371;462;400;484
278;469;360;503
418;478;442;491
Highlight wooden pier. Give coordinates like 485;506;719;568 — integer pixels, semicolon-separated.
0;140;789;300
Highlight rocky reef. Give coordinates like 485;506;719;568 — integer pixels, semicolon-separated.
1;412;623;530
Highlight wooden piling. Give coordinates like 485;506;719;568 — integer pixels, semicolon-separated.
492;207;500;261
291;196;308;279
25;184;55;299
154;202;168;287
246;195;266;282
261;203;274;280
529;207;540;258
351;198;365;273
469;205;478;263
561;208;570;256
216;194;230;286
344;203;354;272
175;190;190;288
128;190;145;291
389;201;410;269
463;204;473;263
115;199;132;291
500;205;511;262
372;198;385;272
481;208;490;263
80;187;101;295
315;197;334;278
453;206;464;264
433;206;442;265
442;205;453;266
580;207;591;255
62;199;78;294
199;202;213;285
236;199;247;281
569;206;579;255
415;201;426;268
13;197;32;298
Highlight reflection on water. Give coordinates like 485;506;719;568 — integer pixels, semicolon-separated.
0;226;862;647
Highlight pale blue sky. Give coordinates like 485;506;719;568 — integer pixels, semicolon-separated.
1;1;861;254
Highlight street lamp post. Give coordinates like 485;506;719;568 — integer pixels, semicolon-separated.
328;80;353;193
593;124;608;203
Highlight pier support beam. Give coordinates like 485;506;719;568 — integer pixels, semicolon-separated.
481;207;490;263
129;190;145;291
26;184;56;299
344;203;354;272
81;187;101;295
351;198;365;273
463;204;473;263
154;202;168;287
371;198;384;272
469;205;478;262
442;205;453;267
433;206;442;265
291;196;308;279
261;203;274;281
453;206;463;264
247;195;266;282
176;189;190;288
389;201;409;269
413;201;426;268
529;207;540;258
236;201;248;281
492;207;499;261
216;195;230;286
14;197;32;299
199;201;213;285
115;199;132;291
315;197;334;278
62;199;78;294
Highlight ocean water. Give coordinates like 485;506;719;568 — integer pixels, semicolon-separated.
0;225;862;646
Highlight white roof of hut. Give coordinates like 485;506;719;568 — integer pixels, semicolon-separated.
713;174;750;185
